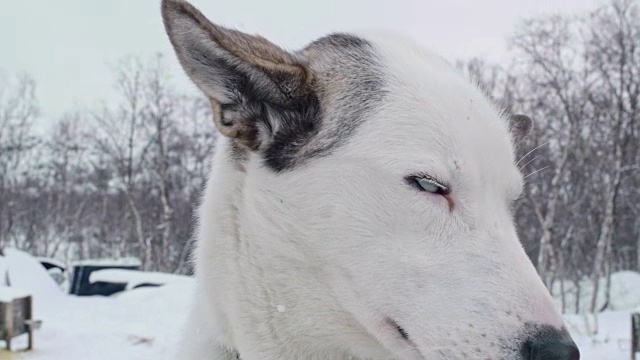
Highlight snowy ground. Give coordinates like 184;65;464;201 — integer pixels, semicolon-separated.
0;249;192;360
7;284;193;360
5;289;632;360
0;249;635;359
566;311;631;359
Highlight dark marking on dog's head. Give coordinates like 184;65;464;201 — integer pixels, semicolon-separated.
297;34;385;156
162;0;385;172
262;33;386;171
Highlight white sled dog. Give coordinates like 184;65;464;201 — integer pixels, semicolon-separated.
161;1;579;359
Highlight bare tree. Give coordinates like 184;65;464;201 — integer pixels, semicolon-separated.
142;54;176;272
92;57;152;270
509;15;594;288
585;0;640;312
0;74;40;250
86;55;215;272
5;1;637;300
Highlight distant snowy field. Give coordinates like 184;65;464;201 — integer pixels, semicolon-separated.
0;249;635;359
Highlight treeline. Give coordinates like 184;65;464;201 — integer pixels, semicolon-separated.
0;0;638;313
459;0;639;313
0;55;215;274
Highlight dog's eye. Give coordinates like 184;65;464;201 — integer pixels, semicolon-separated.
406;175;451;195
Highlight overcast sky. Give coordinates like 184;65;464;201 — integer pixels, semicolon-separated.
1;0;607;129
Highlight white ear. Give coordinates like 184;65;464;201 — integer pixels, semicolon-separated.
161;0;315;150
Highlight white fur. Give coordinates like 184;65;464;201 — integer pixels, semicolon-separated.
178;32;566;360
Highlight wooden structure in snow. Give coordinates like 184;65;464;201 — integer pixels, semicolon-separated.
0;287;40;351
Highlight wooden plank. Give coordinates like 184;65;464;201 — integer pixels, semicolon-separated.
0;302;5;338
26;296;33;350
632;313;640;360
12;298;27;337
0;296;34;351
5;301;12;351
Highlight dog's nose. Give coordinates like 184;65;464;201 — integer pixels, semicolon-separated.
521;327;580;360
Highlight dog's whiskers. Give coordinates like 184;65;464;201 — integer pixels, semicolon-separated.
516;141;550;167
523;166;550;180
518;155;541;172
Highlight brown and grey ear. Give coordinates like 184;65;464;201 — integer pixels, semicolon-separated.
508;114;533;142
161;0;315;150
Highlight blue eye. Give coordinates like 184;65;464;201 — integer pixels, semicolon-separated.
406;175;451;195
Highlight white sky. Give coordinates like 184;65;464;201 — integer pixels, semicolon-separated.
1;0;607;128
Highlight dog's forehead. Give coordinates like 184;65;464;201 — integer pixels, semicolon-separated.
328;32;517;170
284;31;518;187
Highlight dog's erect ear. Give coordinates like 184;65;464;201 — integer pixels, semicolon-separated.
508;114;533;142
161;0;314;150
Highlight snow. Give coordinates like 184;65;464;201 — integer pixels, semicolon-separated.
4;249;63;299
89;269;193;290
552;271;640;313
551;272;640;359
566;310;632;360
5;288;632;360
0;248;636;359
609;272;640;311
0;286;31;302
3;249;64;318
0;248;193;359
0;255;8;286
8;282;194;360
72;257;142;267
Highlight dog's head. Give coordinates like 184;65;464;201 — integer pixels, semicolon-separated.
162;1;578;359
